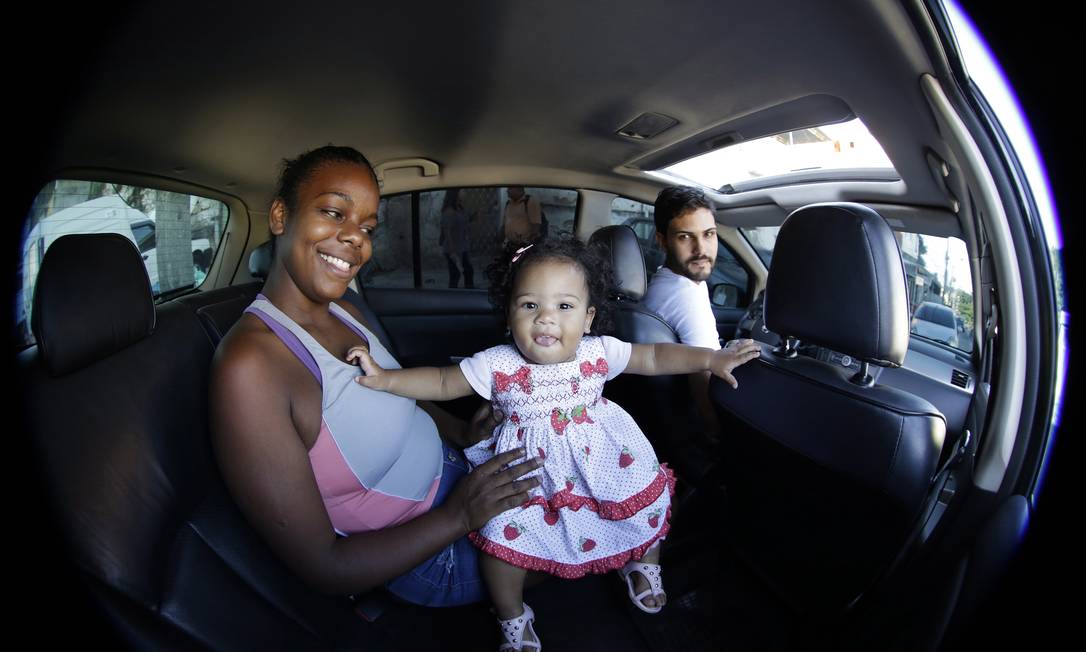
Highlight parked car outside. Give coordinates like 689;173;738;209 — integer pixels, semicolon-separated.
912;301;960;347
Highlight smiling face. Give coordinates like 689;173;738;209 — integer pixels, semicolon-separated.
507;258;596;364
656;206;718;283
269;160;379;304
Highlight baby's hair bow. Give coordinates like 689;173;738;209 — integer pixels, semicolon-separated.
511;244;533;264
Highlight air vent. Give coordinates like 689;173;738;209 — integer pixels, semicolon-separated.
617;113;679;140
951;369;971;389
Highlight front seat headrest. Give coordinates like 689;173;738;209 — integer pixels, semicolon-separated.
764;203;909;366
249;239;274;279
32;233;156;376
589;225;647;301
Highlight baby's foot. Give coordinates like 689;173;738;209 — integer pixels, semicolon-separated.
628;568;666;610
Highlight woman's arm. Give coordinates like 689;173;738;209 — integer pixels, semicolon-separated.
348;346;474;400
210;335;539;595
624;338;761;389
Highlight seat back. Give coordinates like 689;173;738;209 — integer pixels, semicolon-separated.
710;204;947;613
589;226;703;463
22;234;351;650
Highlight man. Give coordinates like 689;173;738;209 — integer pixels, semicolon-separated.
642;185;722;350
642;185;733;443
501;185;543;245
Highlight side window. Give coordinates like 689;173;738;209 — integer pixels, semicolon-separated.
708;245;749;308
363;194;412;288
898;232;973;353
420;188;502;290
610;196;749;307
367;187;579;290
17;179;229;348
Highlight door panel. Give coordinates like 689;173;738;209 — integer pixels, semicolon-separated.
713;305;746;342
362;287;505;368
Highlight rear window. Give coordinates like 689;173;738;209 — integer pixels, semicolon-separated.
16;180;229;347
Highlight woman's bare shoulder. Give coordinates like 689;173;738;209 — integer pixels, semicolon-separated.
213;313;292;384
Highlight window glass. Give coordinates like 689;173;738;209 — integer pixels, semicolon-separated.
899;232;974;352
362;194;412;288
366;187;579;290
610;196;748;307
707;245;749;308
657;117;896;190
16;180;229;348
739;225;975;352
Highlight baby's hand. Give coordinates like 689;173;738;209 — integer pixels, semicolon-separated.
347;345;390;391
709;338;761;389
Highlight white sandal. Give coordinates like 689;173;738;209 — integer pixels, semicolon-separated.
496;602;541;651
618;560;665;614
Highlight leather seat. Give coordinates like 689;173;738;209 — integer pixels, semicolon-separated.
709;203;947;614
20;234;359;650
589;225;705;476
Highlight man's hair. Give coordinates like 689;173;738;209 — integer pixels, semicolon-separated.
653;186;714;234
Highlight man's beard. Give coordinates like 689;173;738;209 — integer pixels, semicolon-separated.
666;251;714;282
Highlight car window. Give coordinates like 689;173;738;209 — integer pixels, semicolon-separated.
16;180;229;348
610;196;748;307
740;225;975;352
364;187;578;290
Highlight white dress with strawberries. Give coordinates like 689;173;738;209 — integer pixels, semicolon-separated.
459;335;674;578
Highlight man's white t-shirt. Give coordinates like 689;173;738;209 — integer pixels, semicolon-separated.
641;266;722;350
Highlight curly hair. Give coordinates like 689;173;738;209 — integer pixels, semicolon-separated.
486;236;615;336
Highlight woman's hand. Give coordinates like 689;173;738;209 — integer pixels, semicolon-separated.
444;448;543;533
710;338;761;389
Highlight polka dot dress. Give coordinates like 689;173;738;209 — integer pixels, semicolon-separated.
463;337;675;578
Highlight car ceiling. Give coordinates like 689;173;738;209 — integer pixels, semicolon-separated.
47;0;955;218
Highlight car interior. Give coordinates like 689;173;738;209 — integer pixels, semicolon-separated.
11;1;1067;650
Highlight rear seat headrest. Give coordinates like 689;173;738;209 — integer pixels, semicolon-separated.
32;233;156;376
249;239;274;279
765;203;909;366
589;225;647;301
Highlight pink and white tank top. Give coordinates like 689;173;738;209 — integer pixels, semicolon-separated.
245;296;443;534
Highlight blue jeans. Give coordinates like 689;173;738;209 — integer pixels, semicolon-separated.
385;444;485;607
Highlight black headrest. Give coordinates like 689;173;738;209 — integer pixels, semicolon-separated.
764;203;909;366
589;225;647;301
249;239;274;279
32;233;156;376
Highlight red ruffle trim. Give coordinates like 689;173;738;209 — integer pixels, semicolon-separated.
468;505;674;578
519;464;676;521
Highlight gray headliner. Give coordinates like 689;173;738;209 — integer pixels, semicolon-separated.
47;0;955;222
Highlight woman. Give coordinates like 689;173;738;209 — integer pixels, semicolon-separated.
210;145;541;605
440;188;474;288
